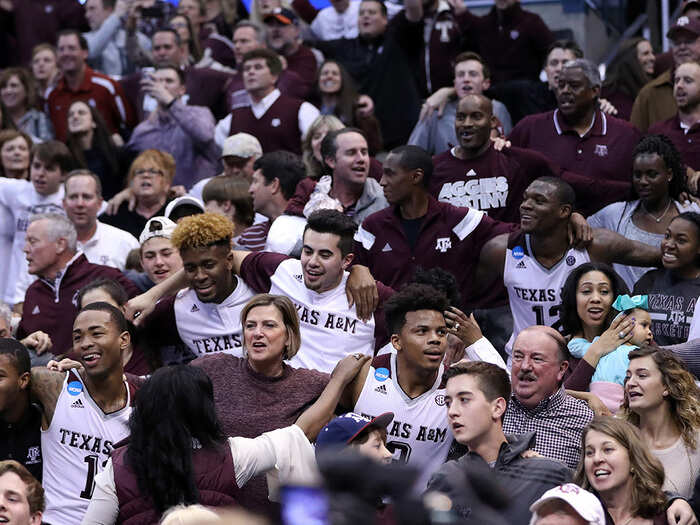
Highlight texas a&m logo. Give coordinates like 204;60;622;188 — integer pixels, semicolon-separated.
435;237;452;253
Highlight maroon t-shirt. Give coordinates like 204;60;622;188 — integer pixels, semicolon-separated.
353;197;515;309
191;353;329;515
648;114;700;171
432;145;632;221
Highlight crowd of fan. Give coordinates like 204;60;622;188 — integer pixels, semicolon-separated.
5;0;700;524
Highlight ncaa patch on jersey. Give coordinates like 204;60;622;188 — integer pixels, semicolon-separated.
374;367;389;382
67;381;83;396
512;246;524;260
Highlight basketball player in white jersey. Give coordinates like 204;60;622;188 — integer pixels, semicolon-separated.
30;302;134;524
475;176;662;362
340;283;452;492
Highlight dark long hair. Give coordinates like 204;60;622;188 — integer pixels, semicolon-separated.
126;366;225;513
65;101;121;190
631;134;686;200
559;262;629;337
313;60;361;126
602;38;650;99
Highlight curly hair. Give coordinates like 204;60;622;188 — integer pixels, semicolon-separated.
171;212;233;251
559;262;629;337
622;345;700;449
574;416;666;519
385;283;449;334
631;134;686;200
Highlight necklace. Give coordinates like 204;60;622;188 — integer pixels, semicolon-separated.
641;199;672;223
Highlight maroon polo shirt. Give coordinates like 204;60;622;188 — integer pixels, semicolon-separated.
648;114;700;171
47;66;135;141
461;2;554;85
432;145;632;221
353;197;515;310
508;109;640;212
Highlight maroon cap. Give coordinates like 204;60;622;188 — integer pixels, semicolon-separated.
263;7;298;25
668;15;700;40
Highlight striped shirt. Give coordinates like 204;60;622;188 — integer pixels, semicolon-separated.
236;220;271;252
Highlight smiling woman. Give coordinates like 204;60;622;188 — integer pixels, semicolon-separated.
633;212;700;346
574;416;668;525
621;346;700;498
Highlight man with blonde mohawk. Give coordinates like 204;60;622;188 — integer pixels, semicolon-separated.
138;212;255;363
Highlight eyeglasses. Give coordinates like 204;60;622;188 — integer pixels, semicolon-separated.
134;168;165;177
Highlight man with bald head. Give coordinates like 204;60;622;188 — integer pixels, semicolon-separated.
431;93;627;223
503;325;593;468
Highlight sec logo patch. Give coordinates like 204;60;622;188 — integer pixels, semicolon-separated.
435;394;446;406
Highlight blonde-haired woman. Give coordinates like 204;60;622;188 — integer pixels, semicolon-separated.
575;416;669;524
302;115;344;180
623;345;700;498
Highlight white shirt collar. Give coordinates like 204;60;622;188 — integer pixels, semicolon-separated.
251;89;281;119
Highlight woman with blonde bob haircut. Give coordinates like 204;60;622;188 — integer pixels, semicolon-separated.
240;293;301;365
622;345;700;497
191;293;329;514
574;416;668;524
302;115;345;180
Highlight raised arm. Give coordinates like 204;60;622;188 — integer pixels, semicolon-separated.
30;367;65;428
296;354;371;441
124;268;187;325
589;228;662;267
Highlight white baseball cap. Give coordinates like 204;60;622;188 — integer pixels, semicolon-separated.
139;216;177;245
529;484;605;525
164;196;205;221
221;133;263;158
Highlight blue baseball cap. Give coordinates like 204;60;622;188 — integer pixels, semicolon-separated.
316;412;393;452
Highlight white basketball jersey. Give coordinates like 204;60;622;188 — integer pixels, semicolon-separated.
269;259;376;373
354;353;451;492
173;278;255;358
504;232;590;357
42;371;131;525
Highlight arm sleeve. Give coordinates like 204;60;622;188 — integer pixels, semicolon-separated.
214;115;231;148
464;337;508;372
168;102;216;146
239;252;289;293
229;424;319;488
299;102;321;137
290;0;319;24
81;459;119;525
563;359;595;391
83;13;121;59
662;338;700;378
138;295;183;347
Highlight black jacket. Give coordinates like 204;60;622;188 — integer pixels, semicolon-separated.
0;402;43;481
427;432;572;525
